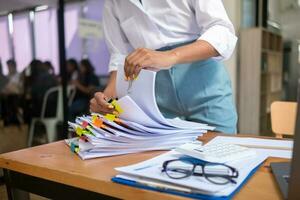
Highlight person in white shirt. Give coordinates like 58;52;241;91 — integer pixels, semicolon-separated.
90;0;238;133
3;59;21;95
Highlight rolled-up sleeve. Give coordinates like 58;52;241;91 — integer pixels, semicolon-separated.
103;0;133;72
192;0;237;61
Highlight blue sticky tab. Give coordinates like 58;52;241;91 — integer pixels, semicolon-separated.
70;142;78;153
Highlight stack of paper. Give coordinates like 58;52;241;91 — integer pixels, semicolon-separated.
113;150;267;199
66;69;214;160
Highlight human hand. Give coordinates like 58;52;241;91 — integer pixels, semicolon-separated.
124;48;178;80
89;92;118;115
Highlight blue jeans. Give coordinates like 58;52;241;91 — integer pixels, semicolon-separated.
155;43;237;134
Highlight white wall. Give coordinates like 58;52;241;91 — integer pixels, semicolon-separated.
280;9;300;40
269;0;300;40
223;0;242;101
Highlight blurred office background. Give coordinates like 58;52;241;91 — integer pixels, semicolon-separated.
0;1;299;198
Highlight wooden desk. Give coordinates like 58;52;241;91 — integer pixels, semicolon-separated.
0;132;287;200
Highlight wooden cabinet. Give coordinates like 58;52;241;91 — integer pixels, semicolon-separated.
239;28;283;135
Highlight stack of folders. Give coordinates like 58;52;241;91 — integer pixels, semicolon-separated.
66;69;214;160
112;150;268;200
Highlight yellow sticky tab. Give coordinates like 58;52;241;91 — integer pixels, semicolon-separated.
75;127;83;136
75;147;80;153
104;114;116;121
111;100;124;114
91;114;97;122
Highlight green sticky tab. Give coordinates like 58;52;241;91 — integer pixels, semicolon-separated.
75;147;80;153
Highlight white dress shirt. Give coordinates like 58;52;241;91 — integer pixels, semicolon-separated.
103;0;237;72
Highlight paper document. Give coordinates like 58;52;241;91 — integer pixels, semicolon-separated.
116;67;214;130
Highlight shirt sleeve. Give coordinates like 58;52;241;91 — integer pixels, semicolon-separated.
192;0;238;61
103;0;133;72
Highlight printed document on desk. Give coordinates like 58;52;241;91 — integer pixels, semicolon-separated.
113;151;267;198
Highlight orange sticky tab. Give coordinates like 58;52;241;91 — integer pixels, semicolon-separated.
104;114;116;121
111;100;123;114
114;118;121;123
93;118;103;128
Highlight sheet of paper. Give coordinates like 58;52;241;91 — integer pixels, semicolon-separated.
116;68;212;130
208;136;293;159
117;96;168;128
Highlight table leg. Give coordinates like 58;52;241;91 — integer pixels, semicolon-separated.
3;169;30;200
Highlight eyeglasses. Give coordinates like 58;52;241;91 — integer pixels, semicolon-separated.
161;158;239;185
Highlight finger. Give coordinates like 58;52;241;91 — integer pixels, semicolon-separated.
127;49;147;79
124;49;141;79
90;104;111;115
126;48;142;61
94;92;113;109
132;55;150;78
90;98;114;114
124;59;130;81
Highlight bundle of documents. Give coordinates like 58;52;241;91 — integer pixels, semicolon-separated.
113;149;267;200
112;136;293;199
66;69;214;159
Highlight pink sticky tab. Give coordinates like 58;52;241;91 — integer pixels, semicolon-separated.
82;121;88;128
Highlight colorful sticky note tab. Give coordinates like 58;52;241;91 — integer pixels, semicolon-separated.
75;147;80;153
104;114;116;121
80;135;88;142
70;142;78;153
91;114;98;122
82;130;90;135
93;118;103;128
111;100;124;114
75;127;83;136
82;121;88;128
